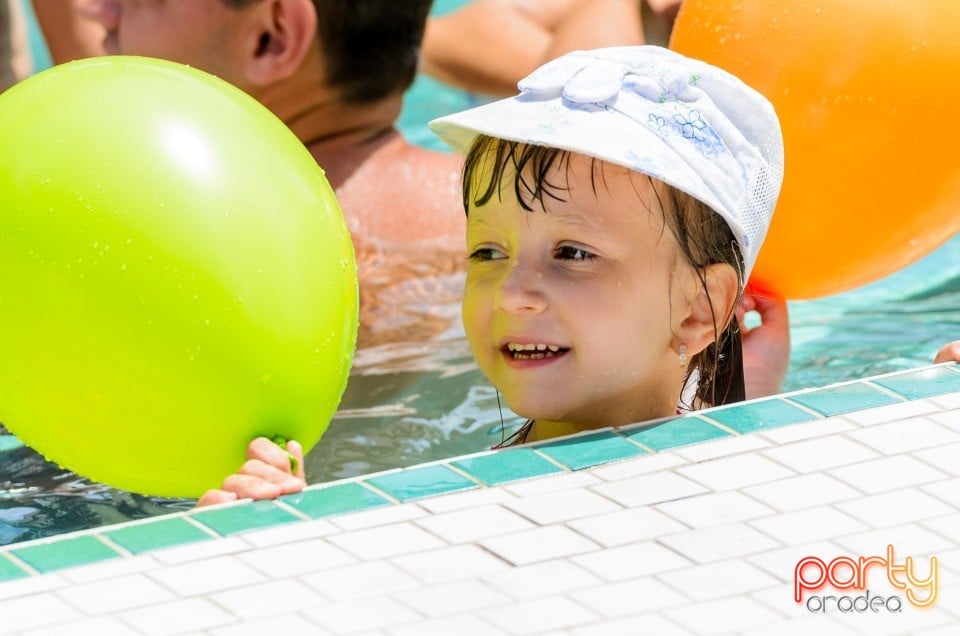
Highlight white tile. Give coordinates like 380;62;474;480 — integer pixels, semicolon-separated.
237;537;355;577
913;442;960;476
151;536;252;565
208;579;327;619
300;597;421;633
929;391;960;410
0;593;83;634
673;433;771;462
571;542;692;581
56;573;175;615
749;507;868;545
664;596;782;634
828;455;947;494
591;471;709;507
503;488;622;525
928;409;960;431
589;451;689;481
761;436;880;473
477;596;599;634
676;453;796;490
21;616;141;636
413;505;535;544
210;614;330;636
920;513;960;544
416;487;518;513
147;555;267;597
330;503;426;531
570;614;692;636
747;541;844;582
743;473;863;512
842;399;940;426
118;598;236;636
392;579;509;618
504;471;602;497
758;418;855;445
326;522;447;560
833;489;954;528
921;477;960;507
659;559;780;601
0;573;68;601
571;578;688;617
390;544;509;584
845;418;960;454
824;606;955;635
828;523;956;558
748;580;806;618
239;518;338;548
655;491;776;526
937;549;960;575
388;615;507;636
743;601;861;635
301;561;420;600
480;560;603;600
658;523;781;563
566;507;688;547
60;554;161;584
479;526;599;566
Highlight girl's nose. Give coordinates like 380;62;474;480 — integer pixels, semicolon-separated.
77;0;121;30
496;260;547;314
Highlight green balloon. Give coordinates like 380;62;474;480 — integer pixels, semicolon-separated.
0;57;358;498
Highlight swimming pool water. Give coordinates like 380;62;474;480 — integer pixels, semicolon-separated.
2;0;958;545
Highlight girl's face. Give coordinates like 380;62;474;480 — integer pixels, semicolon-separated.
463;152;696;430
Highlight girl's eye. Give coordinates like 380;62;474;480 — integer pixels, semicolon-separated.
555;245;597;261
468;247;507;261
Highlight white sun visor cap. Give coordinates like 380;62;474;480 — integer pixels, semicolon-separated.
429;46;784;279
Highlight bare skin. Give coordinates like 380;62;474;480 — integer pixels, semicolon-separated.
935;340;960;364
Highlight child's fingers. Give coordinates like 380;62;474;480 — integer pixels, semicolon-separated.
239;458;305;493
220;473;285;500
246;436;295;472
195;489;238;507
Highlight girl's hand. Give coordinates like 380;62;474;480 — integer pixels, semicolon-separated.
934;340;960;364
738;291;790;400
196;437;306;507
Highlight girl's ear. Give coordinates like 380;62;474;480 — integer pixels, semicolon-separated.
243;0;317;87
675;263;740;358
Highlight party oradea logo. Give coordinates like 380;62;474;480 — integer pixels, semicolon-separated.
795;545;938;613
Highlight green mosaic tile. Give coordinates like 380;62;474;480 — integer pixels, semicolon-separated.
191;500;302;536
534;432;647;471
11;535;121;574
0;554;29;582
786;382;902;416
452;449;564;486
281;482;390;519
0;435;25;452
699;399;818;434
872;367;960;400
622;416;730;450
364;465;477;502
105;517;213;555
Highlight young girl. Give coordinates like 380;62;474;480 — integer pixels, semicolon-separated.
430;45;784;443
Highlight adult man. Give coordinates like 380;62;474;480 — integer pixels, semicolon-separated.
68;0;466;344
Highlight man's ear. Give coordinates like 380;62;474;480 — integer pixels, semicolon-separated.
675;263;740;358
243;0;317;86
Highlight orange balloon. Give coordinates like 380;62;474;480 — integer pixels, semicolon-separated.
671;0;960;299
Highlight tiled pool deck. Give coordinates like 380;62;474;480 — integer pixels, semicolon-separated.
1;364;958;635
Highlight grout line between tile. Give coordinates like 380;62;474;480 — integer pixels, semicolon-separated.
441;461;490;486
271;498;315;522
182;513;228;538
776;396;830;420
690;413;746;437
863;379;915;402
355;479;404;506
94;533;133;558
1;550;39;577
529;448;577;473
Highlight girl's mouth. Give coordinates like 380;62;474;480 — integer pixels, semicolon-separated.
502;342;570;361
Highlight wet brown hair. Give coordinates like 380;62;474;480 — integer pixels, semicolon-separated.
462;135;746;410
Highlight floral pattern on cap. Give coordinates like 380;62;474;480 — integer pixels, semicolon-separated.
430;46;784;278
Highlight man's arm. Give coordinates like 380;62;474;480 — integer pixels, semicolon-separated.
31;0;104;64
